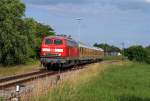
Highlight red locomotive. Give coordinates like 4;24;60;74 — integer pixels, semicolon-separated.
40;35;104;70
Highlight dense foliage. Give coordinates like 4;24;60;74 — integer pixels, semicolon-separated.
94;43;120;52
0;0;27;65
124;45;150;64
124;46;147;62
145;46;150;64
0;0;55;65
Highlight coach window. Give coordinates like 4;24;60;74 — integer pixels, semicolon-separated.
45;39;52;45
80;48;83;55
54;39;63;45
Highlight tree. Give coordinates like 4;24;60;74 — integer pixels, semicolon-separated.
124;45;147;62
35;22;54;37
145;46;150;64
21;18;38;59
0;0;28;65
94;43;120;54
0;0;55;65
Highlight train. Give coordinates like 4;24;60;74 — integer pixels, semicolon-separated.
40;35;104;70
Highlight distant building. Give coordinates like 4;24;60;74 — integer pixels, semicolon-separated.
105;52;121;56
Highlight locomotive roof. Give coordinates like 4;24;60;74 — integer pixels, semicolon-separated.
45;36;76;41
45;35;67;39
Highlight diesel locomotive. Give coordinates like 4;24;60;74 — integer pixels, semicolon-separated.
40;35;104;70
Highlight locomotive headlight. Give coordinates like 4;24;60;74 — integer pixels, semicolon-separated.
55;49;63;52
42;53;46;56
58;53;61;56
42;48;50;52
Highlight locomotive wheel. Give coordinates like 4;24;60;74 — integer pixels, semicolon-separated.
46;64;53;70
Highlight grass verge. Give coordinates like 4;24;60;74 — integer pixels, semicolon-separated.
0;60;41;77
38;62;150;101
103;56;124;60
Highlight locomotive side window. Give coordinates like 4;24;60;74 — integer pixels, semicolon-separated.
45;39;52;45
54;39;63;45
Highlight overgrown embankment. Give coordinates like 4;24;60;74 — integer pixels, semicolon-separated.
0;61;40;77
37;61;150;101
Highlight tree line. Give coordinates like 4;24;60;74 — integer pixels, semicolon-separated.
0;0;55;65
94;43;121;52
94;43;150;64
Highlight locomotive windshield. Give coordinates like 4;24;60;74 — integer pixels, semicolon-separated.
45;39;52;45
54;39;63;45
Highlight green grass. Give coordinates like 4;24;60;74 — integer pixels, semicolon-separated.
0;60;41;77
103;56;124;60
39;62;150;101
0;97;3;101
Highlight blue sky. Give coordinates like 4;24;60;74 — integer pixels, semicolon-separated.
23;0;150;47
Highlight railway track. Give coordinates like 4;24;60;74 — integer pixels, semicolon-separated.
0;60;120;90
0;64;88;89
0;70;57;89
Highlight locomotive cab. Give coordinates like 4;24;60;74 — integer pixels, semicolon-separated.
40;36;79;69
41;37;66;58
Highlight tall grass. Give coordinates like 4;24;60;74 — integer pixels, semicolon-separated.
0;97;3;101
38;62;150;101
0;61;41;77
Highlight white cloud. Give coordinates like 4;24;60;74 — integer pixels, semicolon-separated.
145;0;150;3
27;2;143;18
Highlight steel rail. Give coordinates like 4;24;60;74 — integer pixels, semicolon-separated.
0;60;120;89
0;70;57;89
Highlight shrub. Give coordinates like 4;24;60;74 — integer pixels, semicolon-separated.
145;46;150;64
124;45;147;63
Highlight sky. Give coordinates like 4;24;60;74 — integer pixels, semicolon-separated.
23;0;150;48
